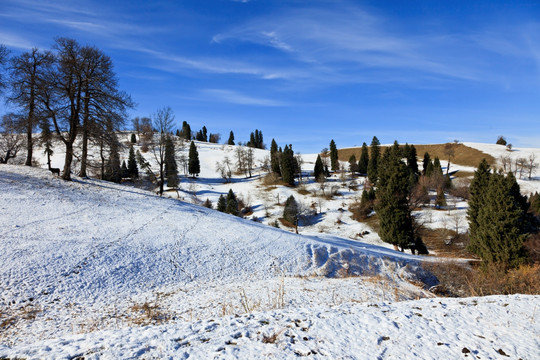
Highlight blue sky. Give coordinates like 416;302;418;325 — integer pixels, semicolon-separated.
1;0;540;153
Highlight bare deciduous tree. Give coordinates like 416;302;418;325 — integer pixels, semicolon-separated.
152;107;175;196
216;156;233;183
499;154;512;173
527;154;538;179
8;48;55;166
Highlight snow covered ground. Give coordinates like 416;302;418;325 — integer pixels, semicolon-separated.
2;294;538;359
0;165;434;352
2;139;540;358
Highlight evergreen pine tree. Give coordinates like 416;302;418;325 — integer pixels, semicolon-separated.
226;189;239;216
180;121;191;140
128;146;138;179
358;142;369;175
281;144;295;186
188;141;200;177
329;139;339;172
375;142;414;251
202;126;208;142
367;136;381;184
314;154;325;180
227;131;235;145
121;160;129;178
217;194;227;212
433;157;443;176
405;144;419;176
467;159;492;254
348;154;358;173
529;192;540;215
247;132;255;147
283;195;299;224
203;198;212;209
130;133;137;143
165;136;178;188
270;139;281;176
105;135;122;183
469;170;528;267
425;160;434;177
257;130;264;149
422;152;431;175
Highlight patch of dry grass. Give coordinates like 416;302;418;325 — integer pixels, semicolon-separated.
420;228;473;259
425;262;540;297
338;143;495;168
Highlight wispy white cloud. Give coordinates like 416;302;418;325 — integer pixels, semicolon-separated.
211;5;503;84
0;31;36;50
201;89;288;106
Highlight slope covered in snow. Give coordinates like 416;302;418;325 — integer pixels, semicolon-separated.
0;165;432;348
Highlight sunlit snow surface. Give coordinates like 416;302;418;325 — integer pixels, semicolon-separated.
1;139;540;358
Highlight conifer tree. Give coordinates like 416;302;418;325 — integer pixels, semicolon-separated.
468;169;528;267
314;154;324;180
375;142;414;251
104;134;122;183
227;131;235;145
367;136;381;184
405;144;419;176
203;126;208;142
188;140;200;177
433;157;443;176
358;142;369;175
128;146;138;179
226;189;239;216
467;159;491;254
425;160;434;177
270;139;281;176
348;154;358;173
281;144;295;186
422;152;431;175
165;136;178;188
217;194;227;212
180;121;191;140
256;130;264;149
530;192;540;215
121;160;129;178
283;195;299;224
329;139;339;171
131;133;137;143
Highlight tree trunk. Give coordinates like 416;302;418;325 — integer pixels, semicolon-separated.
62;142;73;181
80;128;88;177
25;125;33;166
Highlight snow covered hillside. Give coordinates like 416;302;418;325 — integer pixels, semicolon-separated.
2;139;540;358
0;165;433;350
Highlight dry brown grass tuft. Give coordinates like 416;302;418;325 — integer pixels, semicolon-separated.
338;143;495;168
129;302;171;326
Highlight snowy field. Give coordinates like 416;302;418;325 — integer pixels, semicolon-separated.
1;139;540;358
